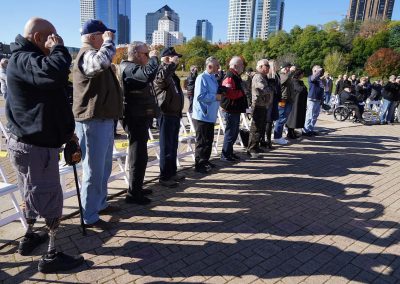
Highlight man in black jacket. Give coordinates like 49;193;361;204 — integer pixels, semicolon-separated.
380;75;399;124
154;47;185;188
120;42;159;205
6;17;83;273
186;65;198;113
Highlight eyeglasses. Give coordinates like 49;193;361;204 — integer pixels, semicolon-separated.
137;51;149;58
264;64;270;67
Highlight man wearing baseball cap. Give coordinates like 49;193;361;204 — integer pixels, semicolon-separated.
153;47;185;188
73;19;123;229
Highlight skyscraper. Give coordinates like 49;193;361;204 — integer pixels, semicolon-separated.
146;5;180;45
347;0;395;22
255;0;285;40
196;20;213;42
227;0;256;43
79;0;131;45
152;12;184;48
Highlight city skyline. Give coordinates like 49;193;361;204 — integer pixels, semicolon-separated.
0;0;400;47
80;0;131;44
347;0;396;22
196;20;213;42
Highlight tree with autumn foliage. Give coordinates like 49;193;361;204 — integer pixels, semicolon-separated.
365;48;400;78
112;46;127;64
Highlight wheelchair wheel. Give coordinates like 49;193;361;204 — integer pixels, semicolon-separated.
333;106;349;121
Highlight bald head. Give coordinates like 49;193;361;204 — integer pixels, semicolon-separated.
23;17;57;55
23;17;56;38
229;56;244;74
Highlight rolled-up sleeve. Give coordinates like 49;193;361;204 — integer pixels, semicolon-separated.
80;39;116;77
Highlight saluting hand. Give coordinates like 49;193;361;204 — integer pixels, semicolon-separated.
103;31;114;41
45;33;64;50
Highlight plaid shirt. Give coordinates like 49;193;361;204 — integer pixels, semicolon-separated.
79;39;116;77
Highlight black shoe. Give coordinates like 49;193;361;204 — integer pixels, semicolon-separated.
205;161;216;168
159;179;179;188
85;219;114;230
221;156;235;162
125;195;152;205
231;153;240;160
247;151;260;158
171;174;186;182
310;131;319;136
38;251;84;273
141;189;153;195
195;164;211;174
302;131;313;137
99;205;121;215
18;231;49;256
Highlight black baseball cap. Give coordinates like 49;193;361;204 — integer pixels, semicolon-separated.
280;62;292;69
160;47;182;58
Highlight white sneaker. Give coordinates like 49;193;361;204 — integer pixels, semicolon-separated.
273;138;288;145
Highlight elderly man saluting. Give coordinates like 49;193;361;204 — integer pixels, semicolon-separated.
73;19;123;229
6;17;84;273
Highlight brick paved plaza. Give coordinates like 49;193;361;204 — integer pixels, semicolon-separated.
1;115;400;283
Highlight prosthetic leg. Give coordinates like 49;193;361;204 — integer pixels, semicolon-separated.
38;217;84;273
17;217;48;256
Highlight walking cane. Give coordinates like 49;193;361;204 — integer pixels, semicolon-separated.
72;164;86;236
64;140;86;236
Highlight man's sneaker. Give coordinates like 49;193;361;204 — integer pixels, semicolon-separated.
18;231;49;256
247;151;260;158
171;174;186;182
38;251;84;273
159;179;179;188
195;164;211;174
85;219;113;230
125;195;151;205
273;138;288;145
141;189;153;195
231;153;241;160
221;156;235;162
205;161;216;168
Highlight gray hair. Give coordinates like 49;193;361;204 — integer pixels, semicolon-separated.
205;56;218;67
229;56;242;68
312;65;321;73
267;59;277;79
127;41;147;60
256;59;269;72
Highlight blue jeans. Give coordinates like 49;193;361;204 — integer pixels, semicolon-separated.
303;99;321;133
75;119;114;224
158;114;180;180
324;92;331;105
274;103;292;139
380;99;396;123
222;112;240;159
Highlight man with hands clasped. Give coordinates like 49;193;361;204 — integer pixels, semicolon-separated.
192;57;222;173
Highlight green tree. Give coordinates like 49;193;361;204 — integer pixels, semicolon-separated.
389;25;400;52
324;51;347;77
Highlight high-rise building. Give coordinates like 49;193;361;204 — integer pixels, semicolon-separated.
227;0;256;43
196;20;213;42
255;0;285;40
347;0;395;22
79;0;131;45
146;5;180;45
152;12;184;48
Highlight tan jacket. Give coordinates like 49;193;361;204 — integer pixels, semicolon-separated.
251;73;274;108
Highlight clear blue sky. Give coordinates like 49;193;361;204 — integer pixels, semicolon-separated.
0;0;399;47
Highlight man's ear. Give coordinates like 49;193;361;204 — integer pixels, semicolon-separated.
33;32;43;45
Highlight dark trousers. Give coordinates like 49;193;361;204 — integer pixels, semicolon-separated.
193;119;215;166
158;114;180;180
222;112;241;159
248;107;266;152
123;116;151;196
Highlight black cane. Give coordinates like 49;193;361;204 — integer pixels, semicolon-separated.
72;164;86;236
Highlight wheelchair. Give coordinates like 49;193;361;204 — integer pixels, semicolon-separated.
333;102;356;121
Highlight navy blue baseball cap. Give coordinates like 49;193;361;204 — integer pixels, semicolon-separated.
160;47;182;58
81;19;116;35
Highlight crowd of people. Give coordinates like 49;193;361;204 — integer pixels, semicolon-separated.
1;17;400;274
